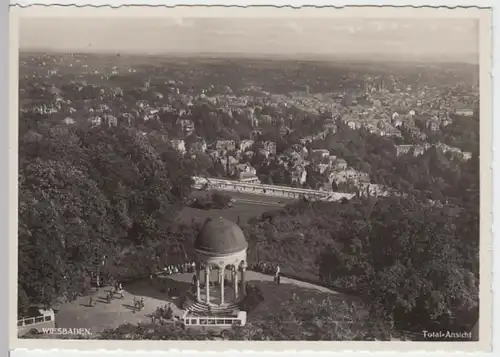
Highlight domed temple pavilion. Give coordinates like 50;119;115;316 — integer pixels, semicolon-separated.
193;217;248;306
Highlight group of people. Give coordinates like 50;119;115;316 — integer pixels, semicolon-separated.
161;261;197;275
112;282;124;299
249;262;282;284
132;297;145;311
151;304;174;324
87;282;124;307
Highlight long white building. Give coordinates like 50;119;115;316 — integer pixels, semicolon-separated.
192;176;355;202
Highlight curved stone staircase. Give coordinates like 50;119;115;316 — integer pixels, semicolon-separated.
184;301;240;316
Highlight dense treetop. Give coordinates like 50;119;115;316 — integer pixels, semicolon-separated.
18;112;195;310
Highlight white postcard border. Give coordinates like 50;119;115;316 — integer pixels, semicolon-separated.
7;1;497;356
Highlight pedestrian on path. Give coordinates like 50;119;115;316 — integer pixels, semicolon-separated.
118;283;124;299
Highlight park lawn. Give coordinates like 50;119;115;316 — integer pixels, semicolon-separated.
180;189;296;224
178;202;282;225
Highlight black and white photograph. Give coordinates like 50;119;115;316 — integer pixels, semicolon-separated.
11;5;492;350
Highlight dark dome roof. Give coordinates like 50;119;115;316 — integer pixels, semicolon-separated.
195;217;248;255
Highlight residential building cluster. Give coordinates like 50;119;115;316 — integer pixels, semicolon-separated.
20;54;478;197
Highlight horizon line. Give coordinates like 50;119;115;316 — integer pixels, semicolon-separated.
19;48;479;66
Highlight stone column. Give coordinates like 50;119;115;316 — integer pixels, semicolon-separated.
220;268;225;305
233;270;239;299
205;266;210;304
196;271;201;302
199;265;204;282
241;266;246;296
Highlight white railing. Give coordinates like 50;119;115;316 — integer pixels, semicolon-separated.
17;310;55;328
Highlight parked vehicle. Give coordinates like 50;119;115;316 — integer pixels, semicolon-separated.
180;311;247;339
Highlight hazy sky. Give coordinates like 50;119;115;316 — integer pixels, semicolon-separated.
20;17;479;62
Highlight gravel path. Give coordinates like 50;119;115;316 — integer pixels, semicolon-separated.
54;270;337;335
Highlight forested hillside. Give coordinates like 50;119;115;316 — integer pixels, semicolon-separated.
18;112;196;311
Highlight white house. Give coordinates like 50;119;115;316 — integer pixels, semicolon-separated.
170;139;186;155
